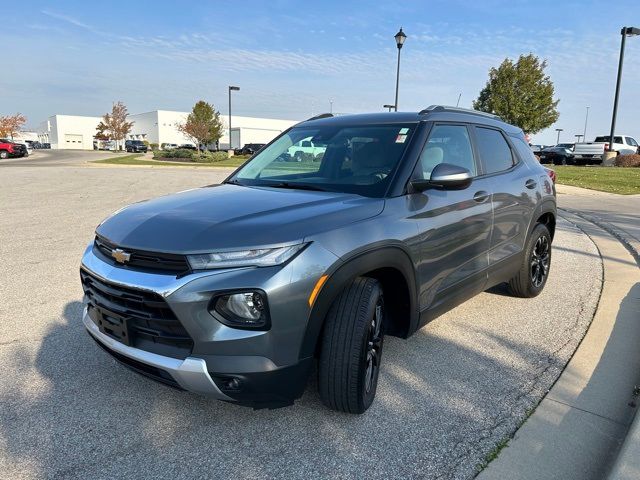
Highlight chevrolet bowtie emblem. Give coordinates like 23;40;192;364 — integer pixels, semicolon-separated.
111;248;131;264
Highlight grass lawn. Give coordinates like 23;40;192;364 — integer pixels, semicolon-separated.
93;154;248;168
552;166;640;195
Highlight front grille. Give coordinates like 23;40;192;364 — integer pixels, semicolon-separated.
94;235;191;275
81;269;194;359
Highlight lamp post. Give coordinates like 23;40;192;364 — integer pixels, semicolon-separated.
608;26;640;151
228;85;240;150
329;99;333;114
575;134;583;143
383;104;395;112
583;106;590;141
393;27;407;112
555;128;563;144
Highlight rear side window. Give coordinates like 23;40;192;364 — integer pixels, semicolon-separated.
475;127;515;174
418;124;476;179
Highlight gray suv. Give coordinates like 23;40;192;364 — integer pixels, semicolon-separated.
80;106;556;413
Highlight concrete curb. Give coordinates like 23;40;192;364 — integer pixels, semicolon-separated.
477;211;640;480
560;208;640;268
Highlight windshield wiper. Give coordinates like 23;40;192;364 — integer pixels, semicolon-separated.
262;182;326;192
223;178;244;186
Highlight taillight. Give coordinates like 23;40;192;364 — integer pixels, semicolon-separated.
604;143;609;151
546;168;556;183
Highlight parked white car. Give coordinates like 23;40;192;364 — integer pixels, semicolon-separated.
287;137;326;161
573;135;639;164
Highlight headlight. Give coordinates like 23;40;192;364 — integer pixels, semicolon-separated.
210;290;270;329
187;243;307;270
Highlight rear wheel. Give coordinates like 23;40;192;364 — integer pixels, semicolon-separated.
0;150;8;159
318;277;385;413
508;223;552;298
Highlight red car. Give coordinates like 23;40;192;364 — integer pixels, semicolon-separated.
0;139;28;159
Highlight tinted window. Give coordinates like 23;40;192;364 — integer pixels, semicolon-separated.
475;127;514;174
232;124;416;198
418;125;475;179
595;136;623;144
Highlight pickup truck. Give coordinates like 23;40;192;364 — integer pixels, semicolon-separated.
287;138;326;161
573;135;639;164
0;139;28;159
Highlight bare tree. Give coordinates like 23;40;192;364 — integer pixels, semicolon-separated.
0;113;27;139
97;102;134;150
177;100;224;152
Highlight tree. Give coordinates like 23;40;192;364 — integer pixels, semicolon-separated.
473;54;559;134
97;102;134;150
0;113;27;139
177;100;224;152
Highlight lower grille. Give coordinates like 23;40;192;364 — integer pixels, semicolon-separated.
81;269;194;359
90;335;183;389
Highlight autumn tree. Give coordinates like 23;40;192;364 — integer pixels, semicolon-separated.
0;113;27;139
97;102;134;150
177;101;224;152
473;54;559;134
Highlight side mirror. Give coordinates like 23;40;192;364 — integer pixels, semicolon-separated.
409;163;473;192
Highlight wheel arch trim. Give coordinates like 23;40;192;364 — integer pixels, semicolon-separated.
298;244;419;360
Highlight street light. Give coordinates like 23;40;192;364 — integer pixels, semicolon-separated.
555;128;563;144
393;27;407;112
383;104;395;112
607;26;640;151
228;85;240;150
583;106;590;141
575;134;584;143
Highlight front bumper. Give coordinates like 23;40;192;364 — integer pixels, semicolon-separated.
80;240;337;407
83;306;232;399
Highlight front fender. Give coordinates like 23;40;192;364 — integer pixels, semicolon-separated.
298;245;419;360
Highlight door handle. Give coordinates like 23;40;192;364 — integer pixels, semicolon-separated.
473;191;489;203
525;179;537;189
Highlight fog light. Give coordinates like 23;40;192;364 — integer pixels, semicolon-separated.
211;290;270;330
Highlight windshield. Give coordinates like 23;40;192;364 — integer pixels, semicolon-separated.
230;123;416;197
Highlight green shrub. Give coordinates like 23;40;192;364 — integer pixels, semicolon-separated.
614;154;640;167
149;143;159;151
192;151;228;163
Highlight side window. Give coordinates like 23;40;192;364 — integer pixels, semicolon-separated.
418;125;476;179
475;127;515;174
626;137;638;147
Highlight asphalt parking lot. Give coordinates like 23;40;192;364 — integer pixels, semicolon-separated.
0;151;602;479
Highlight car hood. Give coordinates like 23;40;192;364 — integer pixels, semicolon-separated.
96;184;384;253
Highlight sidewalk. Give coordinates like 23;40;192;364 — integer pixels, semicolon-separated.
478;211;640;480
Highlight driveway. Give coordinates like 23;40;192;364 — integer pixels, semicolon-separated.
0;157;601;479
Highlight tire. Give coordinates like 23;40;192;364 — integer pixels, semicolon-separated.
0;150;7;159
318;277;385;414
508;223;552;298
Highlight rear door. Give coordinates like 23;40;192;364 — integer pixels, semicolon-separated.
409;123;493;312
471;126;537;269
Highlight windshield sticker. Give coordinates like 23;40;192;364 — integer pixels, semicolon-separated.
399;128;409;134
395;134;407;143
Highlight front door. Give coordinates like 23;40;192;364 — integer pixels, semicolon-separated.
406;123;493;315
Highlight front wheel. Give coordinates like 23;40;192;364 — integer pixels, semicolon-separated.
318;277;385;413
508;223;552;298
0;151;8;159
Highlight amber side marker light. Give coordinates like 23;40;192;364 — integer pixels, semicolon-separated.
308;275;329;307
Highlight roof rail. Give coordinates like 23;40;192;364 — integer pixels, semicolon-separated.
305;113;334;121
418;105;502;120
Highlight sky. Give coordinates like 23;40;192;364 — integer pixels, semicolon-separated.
3;0;639;145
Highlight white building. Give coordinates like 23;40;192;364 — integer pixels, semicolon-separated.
38;115;102;149
37;110;298;150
